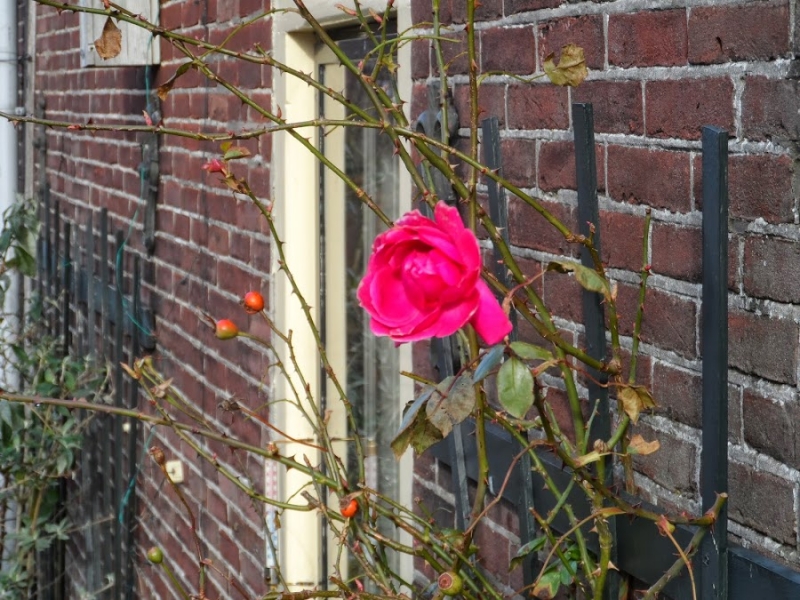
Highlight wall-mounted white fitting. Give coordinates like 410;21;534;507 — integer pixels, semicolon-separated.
165;460;184;484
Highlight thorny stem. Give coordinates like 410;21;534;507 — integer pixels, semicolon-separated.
642;494;727;600
611;209;652;490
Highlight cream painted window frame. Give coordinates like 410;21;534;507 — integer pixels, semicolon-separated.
271;2;413;591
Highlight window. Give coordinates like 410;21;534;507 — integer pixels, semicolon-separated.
272;2;413;590
79;0;160;67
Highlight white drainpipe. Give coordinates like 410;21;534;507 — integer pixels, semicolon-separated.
0;0;19;390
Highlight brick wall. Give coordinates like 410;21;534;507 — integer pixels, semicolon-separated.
412;0;800;576
30;0;800;595
34;1;274;597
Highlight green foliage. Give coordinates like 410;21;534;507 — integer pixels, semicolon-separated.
0;197;106;599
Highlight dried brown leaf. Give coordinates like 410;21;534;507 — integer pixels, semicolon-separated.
94;17;122;60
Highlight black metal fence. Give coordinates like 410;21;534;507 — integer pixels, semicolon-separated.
430;103;800;599
37;196;155;600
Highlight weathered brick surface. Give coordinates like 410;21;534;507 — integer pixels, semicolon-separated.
607;146;691;212
743;389;800;469
695;153;796;223
729;311;799;384
633;422;698;494
616;285;698;357
742;76;800;141
507;83;569;131
729;461;797;544
482;26;537;75
598;210;645;272
35;1;273;597
538;15;605;70
539;140;605;192
744;235;800;303
646;78;735;140
608;9;688;67
688;2;791;64
572;81;643;135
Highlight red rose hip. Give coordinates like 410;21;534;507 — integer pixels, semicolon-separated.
242;291;265;314
215;319;239;340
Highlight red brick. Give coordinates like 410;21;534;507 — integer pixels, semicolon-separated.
688;3;790;64
508;197;579;257
481;26;537;75
743;389;800;469
744;235;800;303
572;81;643;135
542;267;583;323
694;153;796;224
609;9;687;67
411;39;429;79
598;210;646;272
438;31;469;75
652;363;702;428
454;83;506;128
729;461;796;544
616;284;697;357
742;76;800;141
729;311;799;384
646;78;734;140
500;138;536;188
507;0;562;12
633;422;697;494
538;140;604;193
445;0;503;23
651;223;702;283
538;15;605;71
607;146;691;213
507;83;569;131
411;1;433;24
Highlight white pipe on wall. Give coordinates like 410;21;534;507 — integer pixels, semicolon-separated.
0;0;20;391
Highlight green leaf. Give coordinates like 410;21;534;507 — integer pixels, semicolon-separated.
546;260;610;299
497;357;534;419
533;569;562;600
223;146;252;160
509;341;553;362
473;344;505;383
407;416;444;456
543;44;588;88
426;376;476;437
0;401;11;427
574;449;609;468
510;535;547;570
156;61;192;100
391;386;435;458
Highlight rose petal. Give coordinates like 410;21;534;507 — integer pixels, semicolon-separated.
469;279;513;345
433;202;481;272
366;268;420;328
431;291;479;338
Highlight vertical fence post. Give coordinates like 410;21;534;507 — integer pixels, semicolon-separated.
572;103;618;600
482;116;539;586
61;221;71;356
86;211;95;365
112;230;125;600
98;209;112;589
125;257;142;600
51;202;59;334
701;126;729;600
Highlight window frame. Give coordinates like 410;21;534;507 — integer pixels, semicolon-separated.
271;2;413;590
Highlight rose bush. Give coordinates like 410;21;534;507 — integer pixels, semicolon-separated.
357;201;512;344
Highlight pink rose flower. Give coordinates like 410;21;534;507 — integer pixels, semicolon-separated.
357;202;513;345
201;158;226;174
